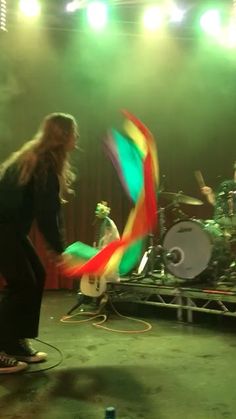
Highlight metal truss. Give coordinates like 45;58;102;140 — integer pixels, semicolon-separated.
110;279;236;323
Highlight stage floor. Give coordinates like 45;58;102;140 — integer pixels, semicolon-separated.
1;290;236;419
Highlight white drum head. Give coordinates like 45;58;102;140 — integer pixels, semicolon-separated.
163;220;212;279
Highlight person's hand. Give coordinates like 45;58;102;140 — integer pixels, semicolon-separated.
52;253;74;275
52;253;73;268
46;251;62;264
60;253;73;266
200;186;215;205
201;186;212;196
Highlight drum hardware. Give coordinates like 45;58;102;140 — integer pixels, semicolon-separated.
216;228;236;283
218;262;236;284
216;187;236;231
159;206;167;239
216;216;236;236
227;191;234;217
131;177;235;283
210;260;224;282
171;202;188;222
130;207;169;282
130;233;159;281
165;249;182;264
162;219;232;281
148;205;175;282
131;192;203;282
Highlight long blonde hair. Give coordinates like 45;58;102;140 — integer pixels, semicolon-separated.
0;113;77;197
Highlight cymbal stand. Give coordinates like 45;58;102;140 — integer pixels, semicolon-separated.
218;236;236;284
130;232;155;280
149;201;188;282
131;197;191;282
148;207;167;282
130;206;168;282
130;208;164;281
171;198;188;222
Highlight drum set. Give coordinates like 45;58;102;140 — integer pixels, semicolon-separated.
136;190;236;283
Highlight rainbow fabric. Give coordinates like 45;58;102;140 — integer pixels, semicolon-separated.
63;110;159;278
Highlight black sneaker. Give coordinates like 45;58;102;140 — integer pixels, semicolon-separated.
3;339;47;364
0;352;28;374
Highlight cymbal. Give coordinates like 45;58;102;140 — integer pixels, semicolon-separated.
160;191;203;206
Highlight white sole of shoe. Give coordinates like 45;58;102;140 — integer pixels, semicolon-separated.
0;361;28;374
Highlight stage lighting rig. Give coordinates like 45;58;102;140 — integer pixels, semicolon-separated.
66;1;86;13
19;0;41;18
0;0;7;31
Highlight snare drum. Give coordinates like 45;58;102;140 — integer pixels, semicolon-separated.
162;219;230;280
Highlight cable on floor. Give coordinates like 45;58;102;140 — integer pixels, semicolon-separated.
60;293;152;333
60;311;107;325
23;337;64;374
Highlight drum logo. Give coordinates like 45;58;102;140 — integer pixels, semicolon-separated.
177;227;192;233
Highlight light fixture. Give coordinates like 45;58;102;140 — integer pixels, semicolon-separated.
19;0;41;18
86;1;108;30
0;0;7;31
143;6;163;31
200;9;221;37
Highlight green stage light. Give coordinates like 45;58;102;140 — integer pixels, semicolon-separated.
169;6;185;23
227;23;236;47
221;20;236;48
86;1;108;30
19;0;41;18
143;6;163;31
200;9;221;37
66;1;78;13
66;0;85;13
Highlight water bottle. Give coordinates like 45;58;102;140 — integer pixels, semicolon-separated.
104;406;116;418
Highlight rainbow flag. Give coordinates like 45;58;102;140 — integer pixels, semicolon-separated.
63;110;159;278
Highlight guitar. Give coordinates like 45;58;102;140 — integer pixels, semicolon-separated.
80;273;107;298
80;202;120;298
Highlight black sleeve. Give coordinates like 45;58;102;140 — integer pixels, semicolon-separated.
34;168;66;254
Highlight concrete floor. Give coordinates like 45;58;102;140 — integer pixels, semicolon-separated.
0;290;236;419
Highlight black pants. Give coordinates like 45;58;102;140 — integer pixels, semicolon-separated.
0;224;46;341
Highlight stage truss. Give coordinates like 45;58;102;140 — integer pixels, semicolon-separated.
110;275;236;323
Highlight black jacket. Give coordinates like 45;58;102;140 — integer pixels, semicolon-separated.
0;161;65;253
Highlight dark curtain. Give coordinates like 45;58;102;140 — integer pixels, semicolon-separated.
1;26;236;288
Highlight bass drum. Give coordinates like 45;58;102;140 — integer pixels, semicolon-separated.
162;219;230;280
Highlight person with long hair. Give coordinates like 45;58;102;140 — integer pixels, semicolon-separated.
0;113;78;374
